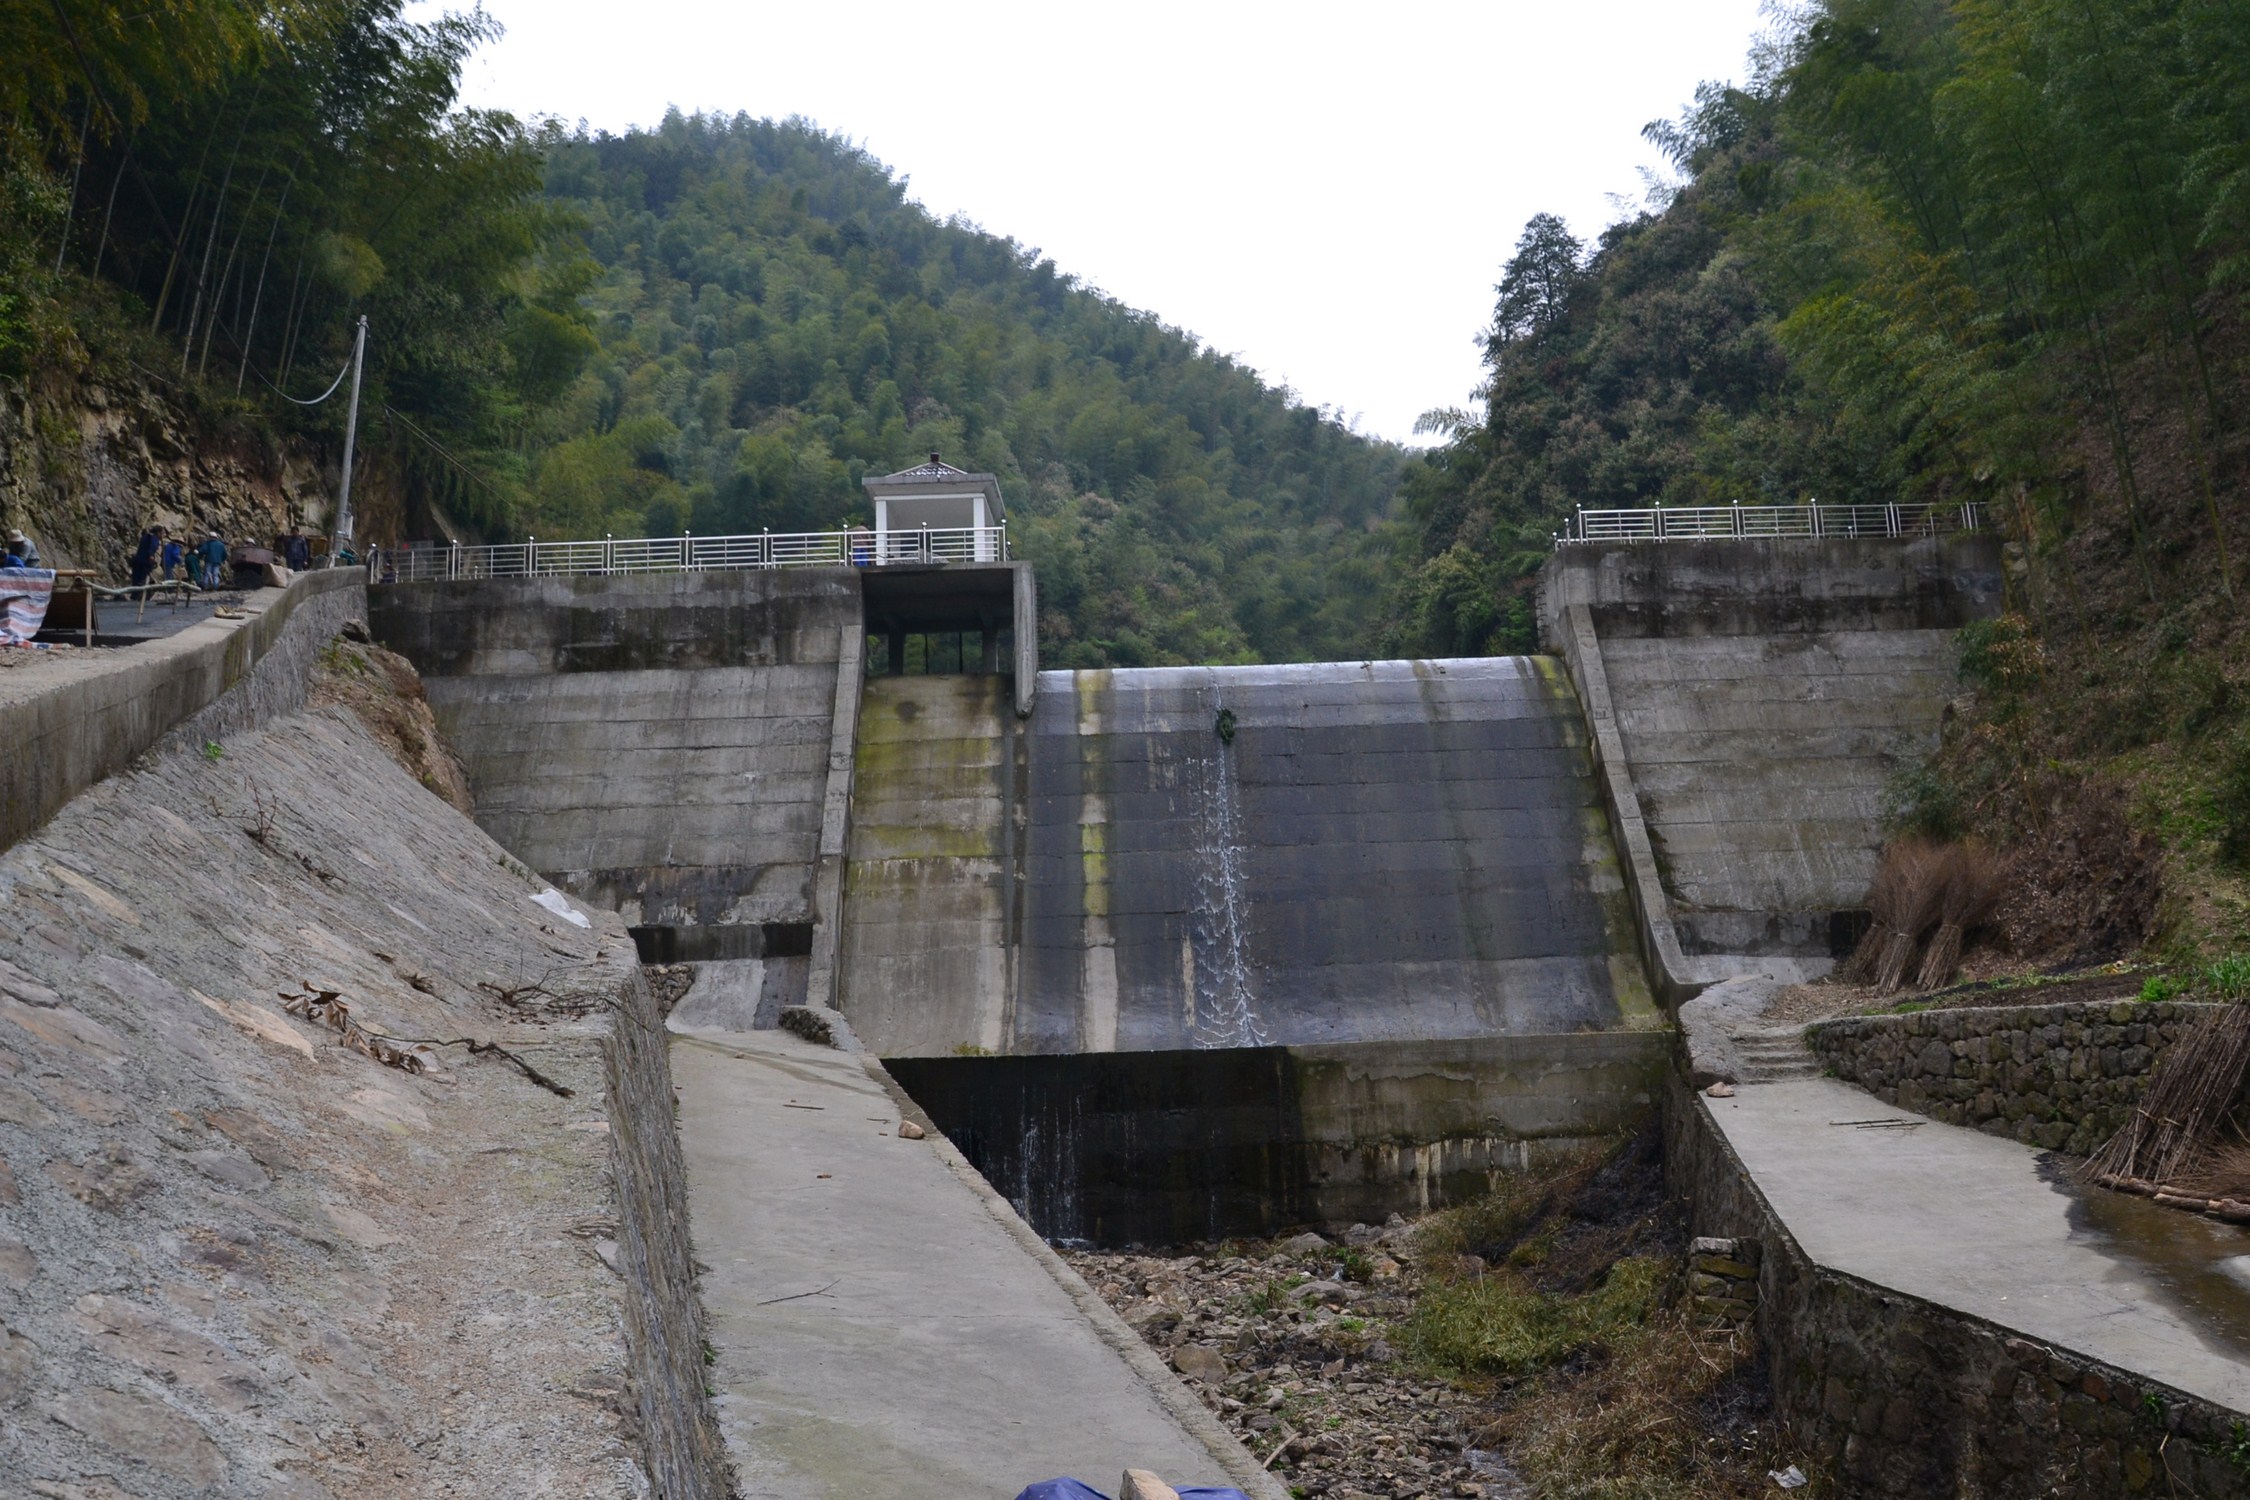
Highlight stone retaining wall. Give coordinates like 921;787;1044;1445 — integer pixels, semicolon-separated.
1807;1000;2220;1156
602;966;730;1497
1664;1078;2250;1498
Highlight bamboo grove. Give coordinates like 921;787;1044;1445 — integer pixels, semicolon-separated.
2;1;592;531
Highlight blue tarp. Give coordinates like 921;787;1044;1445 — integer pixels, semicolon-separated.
1013;1483;1251;1500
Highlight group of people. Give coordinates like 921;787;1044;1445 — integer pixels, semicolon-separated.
130;526;234;589
6;521;324;586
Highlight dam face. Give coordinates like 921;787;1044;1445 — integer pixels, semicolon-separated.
373;572;1651;1058
1011;659;1645;1055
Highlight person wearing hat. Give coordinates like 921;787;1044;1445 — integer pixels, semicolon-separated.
2;529;35;568
196;531;230;590
195;531;229;590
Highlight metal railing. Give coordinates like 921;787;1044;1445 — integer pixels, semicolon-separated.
370;524;1008;583
1558;502;1984;545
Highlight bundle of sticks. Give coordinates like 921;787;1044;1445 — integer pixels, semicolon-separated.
2086;1000;2250;1188
1842;839;2004;994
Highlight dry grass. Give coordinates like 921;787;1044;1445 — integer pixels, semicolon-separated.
1499;1312;1807;1500
1866;839;1953;993
1408;1134;1811;1498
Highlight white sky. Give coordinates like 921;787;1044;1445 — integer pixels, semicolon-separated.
433;0;1773;443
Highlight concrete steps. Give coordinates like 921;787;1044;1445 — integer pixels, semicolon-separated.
1734;1028;1824;1084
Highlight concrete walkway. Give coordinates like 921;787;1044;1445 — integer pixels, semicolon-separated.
671;1028;1280;1499
1710;1078;2250;1412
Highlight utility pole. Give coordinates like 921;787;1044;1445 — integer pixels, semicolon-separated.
331;314;367;563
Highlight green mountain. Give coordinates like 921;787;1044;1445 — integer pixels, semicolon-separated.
520;113;1407;667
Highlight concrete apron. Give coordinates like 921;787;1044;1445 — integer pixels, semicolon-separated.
671;1028;1288;1499
1712;1077;2250;1414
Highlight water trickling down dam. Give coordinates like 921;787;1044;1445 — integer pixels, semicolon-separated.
1013;660;1647;1053
832;655;1651;1057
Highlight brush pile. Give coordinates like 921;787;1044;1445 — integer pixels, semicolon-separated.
1917;844;2005;991
1846;840;2004;994
2086;1000;2250;1190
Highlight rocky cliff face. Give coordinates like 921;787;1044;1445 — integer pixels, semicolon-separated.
0;367;354;578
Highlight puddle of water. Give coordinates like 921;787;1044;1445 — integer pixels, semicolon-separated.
2042;1158;2250;1363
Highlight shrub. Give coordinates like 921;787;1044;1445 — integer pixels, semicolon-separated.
1405;1255;1667;1378
2203;955;2250;1001
1882;765;1964;841
1956;614;2043;694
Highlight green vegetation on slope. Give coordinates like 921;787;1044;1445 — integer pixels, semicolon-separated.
520;113;1405;666
1391;0;2250;960
1391;0;2250;660
2;1;589;535
6;11;1405;665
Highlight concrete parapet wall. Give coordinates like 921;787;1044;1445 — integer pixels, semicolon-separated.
1808;1001;2219;1156
1;567;365;855
1664;1078;2250;1498
1540;534;2005;642
886;1031;1671;1245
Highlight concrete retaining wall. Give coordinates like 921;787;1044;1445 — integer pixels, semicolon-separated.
1537;537;2002;970
1;567;365;854
1807;1001;2220;1156
887;1031;1671;1245
838;673;1018;1054
1013;659;1652;1054
1664;1078;2250;1498
370;571;860;936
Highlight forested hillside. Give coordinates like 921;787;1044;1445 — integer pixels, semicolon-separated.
1394;0;2250;954
1;1;585;535
519;114;1404;666
2;11;1402;665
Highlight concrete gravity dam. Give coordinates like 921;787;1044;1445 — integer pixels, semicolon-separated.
364;522;2002;1249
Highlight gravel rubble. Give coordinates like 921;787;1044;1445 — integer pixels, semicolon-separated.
1065;1221;1523;1500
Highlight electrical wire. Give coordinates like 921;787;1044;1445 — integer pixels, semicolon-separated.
265;354;352;406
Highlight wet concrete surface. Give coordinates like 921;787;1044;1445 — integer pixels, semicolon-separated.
1018;659;1649;1054
1712;1078;2250;1412
2051;1163;2250;1367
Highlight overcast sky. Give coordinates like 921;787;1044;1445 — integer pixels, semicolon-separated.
433;0;1774;443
